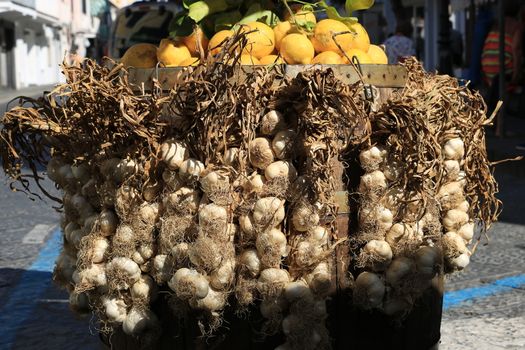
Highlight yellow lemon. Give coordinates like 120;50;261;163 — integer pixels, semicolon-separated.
179;57;200;66
367;44;388;64
157;39;191;67
280;33;315;64
347;22;370;52
312;51;343;64
241;22;275;59
121;43;157;68
342;49;373;65
259;55;284;65
284;4;317;24
311;19;354;53
182;27;209;56
239;54;261;65
273;21;293;50
208;30;234;56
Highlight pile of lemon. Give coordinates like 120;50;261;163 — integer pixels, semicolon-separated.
121;6;388;68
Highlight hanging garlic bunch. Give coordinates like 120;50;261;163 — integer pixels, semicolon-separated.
439;137;472;270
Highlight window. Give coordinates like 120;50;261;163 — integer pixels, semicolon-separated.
82;0;87;14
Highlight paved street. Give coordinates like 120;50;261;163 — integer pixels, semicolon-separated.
1;91;524;348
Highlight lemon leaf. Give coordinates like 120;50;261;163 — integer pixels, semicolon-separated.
169;12;195;38
318;1;358;25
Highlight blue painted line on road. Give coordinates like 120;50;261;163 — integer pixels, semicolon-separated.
0;228;62;349
444;274;525;310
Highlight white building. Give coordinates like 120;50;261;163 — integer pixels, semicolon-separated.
0;0;111;90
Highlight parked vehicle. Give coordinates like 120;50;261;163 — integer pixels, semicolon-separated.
108;1;180;59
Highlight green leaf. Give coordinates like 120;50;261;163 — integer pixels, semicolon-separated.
318;1;358;26
182;0;199;10
214;10;243;31
169;12;196;38
187;0;230;23
345;0;375;15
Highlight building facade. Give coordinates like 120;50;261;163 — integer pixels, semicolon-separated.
0;0;114;90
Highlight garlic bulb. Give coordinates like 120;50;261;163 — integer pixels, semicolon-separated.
457;222;475;242
46;157;64;184
138;202;159;225
190;288;227;312
198;203;228;234
210;258;235;290
444;160;461;179
353;271;385;309
122;307;158;335
188;236;222;271
443;231;468;255
438;181;464;207
308;226;329;245
223;147;239;166
246;173;265;193
415;246;440;279
102;296;127;323
179;158;205;180
239;249;261;277
252;197;286;228
114;158;139;183
443;209;469;231
456;200;470;213
168;268;209;300
256;228;287;266
131;274;157;301
249;138;275;169
99;209;118;236
107;257;141;289
160;141;188;170
69;291;90;314
361;240;393;271
272;129;295;159
91;237;110;263
292;203;319;232
385;257;414;285
71;163;91;185
79;263;107;289
260;110;286;135
200;171;229;194
443;138;465;160
385;223;412;246
359;170;387;194
239;214;256;240
449;252;470;270
305;263;331;297
293;241;323;268
257;268;290;297
152;254;172;284
284;280;312;303
265;160;298;182
165;187;200;213
359;146;388;171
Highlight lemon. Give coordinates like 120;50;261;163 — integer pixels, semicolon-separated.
312;51;343;64
241;22;275;59
239;54;261;65
259;55;284;65
273;21;293;50
347;22;370;52
280;33;315;64
121;43;158;68
367;44;388;64
182;27;209;56
342;49;373;65
157;39;191;67
208;30;234;56
311;19;354;53
179;57;200;66
284;4;317;25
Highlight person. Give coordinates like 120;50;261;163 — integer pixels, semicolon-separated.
383;21;415;64
481;2;522;90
